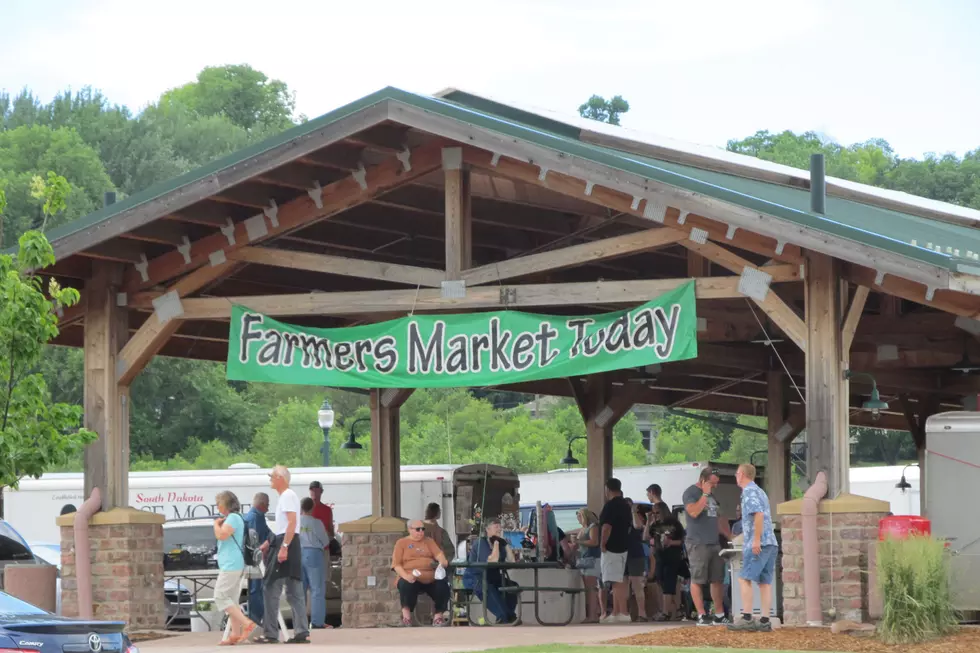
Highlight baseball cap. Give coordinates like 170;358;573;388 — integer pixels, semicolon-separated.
309;481;323;490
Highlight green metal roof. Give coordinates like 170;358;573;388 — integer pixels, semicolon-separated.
41;86;980;277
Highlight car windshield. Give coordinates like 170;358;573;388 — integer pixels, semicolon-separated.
0;591;46;615
0;522;33;561
30;545;60;568
164;524;216;551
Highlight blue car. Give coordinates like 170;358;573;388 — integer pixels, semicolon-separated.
0;590;137;653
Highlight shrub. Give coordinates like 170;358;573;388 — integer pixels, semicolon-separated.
876;535;958;644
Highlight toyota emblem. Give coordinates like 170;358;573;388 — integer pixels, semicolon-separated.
87;633;102;653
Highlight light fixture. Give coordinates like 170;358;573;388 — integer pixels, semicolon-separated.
896;463;918;493
342;417;369;450
317;398;335;466
844;370;889;421
561;436;587;468
950;338;980;374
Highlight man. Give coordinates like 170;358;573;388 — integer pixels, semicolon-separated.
728;463;778;633
308;481;336;541
256;466;309;644
599;478;632;624
646;484;671;519
464;518;519;625
244;492;271;625
683;468;732;626
392;519;451;626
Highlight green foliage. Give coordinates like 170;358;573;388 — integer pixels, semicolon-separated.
877;536;958;644
578;94;630;126
160;64;296;131
0;229;95;488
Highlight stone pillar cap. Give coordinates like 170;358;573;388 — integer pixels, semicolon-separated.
340;516;407;534
56;507;166;527
776;492;890;516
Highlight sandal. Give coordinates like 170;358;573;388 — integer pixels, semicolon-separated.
240;621;258;643
432;614;446;627
399;616;413;627
219;637;241;646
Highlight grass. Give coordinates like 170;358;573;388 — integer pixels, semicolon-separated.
877;536;958;645
471;647;820;653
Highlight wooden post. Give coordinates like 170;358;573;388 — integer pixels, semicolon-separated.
571;376;635;514
369;389;414;518
443;147;471;280
767;371;791;506
83;261;130;510
804;251;849;496
687;250;711;278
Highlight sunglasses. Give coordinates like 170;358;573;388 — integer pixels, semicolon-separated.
410;526;425;532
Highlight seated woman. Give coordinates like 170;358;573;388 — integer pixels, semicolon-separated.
463;518;519;625
392;519;451;627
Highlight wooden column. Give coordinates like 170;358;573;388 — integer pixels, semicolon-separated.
572;376;635;513
767;371;791;506
370;388;414;518
804;251;849;496
687;250;711;278
443;147;471;280
83;261;130;510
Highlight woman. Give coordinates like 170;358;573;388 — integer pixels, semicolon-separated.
299;497;330;629
625;499;648;622
571;508;603;623
462;519;519;625
648;504;685;620
213;491;257;645
423;502;456;563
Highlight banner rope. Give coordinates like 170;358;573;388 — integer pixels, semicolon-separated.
745;299;806;405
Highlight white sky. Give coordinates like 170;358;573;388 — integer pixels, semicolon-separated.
2;0;979;159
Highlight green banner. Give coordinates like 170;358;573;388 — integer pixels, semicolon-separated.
226;281;697;388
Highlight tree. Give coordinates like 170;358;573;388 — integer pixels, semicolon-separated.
0;186;95;489
578;94;630;126
159;64;296;131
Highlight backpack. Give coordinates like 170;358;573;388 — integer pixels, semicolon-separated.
231;512;259;566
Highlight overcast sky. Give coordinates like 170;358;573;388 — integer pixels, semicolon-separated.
3;0;978;159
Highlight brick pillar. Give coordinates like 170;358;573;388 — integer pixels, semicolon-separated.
777;495;890;625
340;516;408;629
57;508;165;629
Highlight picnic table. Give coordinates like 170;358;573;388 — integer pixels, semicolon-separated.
450;560;584;626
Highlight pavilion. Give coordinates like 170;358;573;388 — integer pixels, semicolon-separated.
41;86;980;627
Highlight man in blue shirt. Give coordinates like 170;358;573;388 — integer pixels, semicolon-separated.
729;464;778;632
244;492;271;625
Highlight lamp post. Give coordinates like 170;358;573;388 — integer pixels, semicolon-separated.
844;370;889;421
317;399;335;467
342;417;370;450
896;463;918;493
560;435;587;469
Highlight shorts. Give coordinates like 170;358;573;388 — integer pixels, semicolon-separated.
686;542;725;585
740;545;778;585
656;559;680;595
626;556;646;577
214;569;245;611
600;551;628;584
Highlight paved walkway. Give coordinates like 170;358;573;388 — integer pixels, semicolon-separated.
141;623;678;653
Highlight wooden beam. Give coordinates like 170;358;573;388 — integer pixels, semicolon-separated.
226;247;444;288
79;241;146;264
767;371;791;506
443;148;472;280
842;285;870;352
805;251;849;495
370;389;403;517
123;222;189;246
687;250;711;277
116;262;238;384
844;263;980;319
178;274;795;320
120;140;446;293
463;228;687;286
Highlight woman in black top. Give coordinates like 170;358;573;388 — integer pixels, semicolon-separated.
648;504;686;620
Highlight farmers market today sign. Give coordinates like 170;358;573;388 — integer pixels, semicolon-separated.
226;281;697;388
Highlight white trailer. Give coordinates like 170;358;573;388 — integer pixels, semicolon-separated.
5;464;462;544
849;465;920;516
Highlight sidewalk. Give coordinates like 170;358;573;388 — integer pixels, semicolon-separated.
140;623;679;653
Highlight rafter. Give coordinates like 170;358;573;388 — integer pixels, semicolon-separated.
119;140;446;294
226;247;444;288
842;285;871;351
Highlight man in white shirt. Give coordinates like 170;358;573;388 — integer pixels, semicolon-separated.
256;465;310;644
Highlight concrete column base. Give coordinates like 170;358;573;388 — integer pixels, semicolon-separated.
57;508;165;628
777;494;890;625
340;516;408;629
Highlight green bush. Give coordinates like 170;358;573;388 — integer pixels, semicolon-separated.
876;536;958;644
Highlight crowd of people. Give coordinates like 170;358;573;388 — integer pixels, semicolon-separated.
205;461;777;639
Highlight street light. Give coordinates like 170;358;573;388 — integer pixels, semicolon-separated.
560;436;587;468
318;399;335;466
342;417;370;450
896;463;918;493
844;370;889;421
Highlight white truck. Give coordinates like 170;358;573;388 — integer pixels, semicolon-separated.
5;464;464;544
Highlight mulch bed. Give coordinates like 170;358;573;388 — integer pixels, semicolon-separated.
610;625;980;652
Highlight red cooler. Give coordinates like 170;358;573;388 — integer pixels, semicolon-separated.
878;515;931;540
